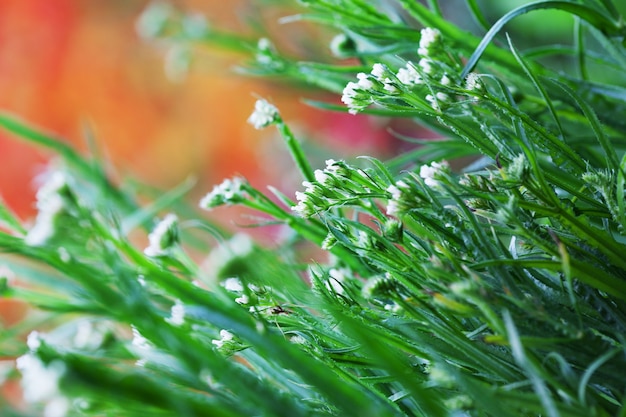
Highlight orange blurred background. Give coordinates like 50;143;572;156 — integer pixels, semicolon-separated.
0;0;396;220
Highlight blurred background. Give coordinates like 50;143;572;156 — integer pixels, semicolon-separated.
0;0;399;223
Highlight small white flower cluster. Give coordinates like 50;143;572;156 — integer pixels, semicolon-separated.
418;27;443;56
255;38;275;64
16;331;70;417
72;320;109;351
144;213;178;257
398;29;444;86
371;63;398;93
131;326;153;367
247;98;280;130
386;180;413;217
212;329;234;349
416;28;455;111
341;73;375;115
199;177;247;210
425;92;450;112
166;299;186;326
415;28;443;78
292;159;374;217
25;172;72;246
253;37;285;72
341;27;457;115
342;63;404;114
292;181;326;218
396;62;422;85
386;161;448;217
419;160;450;188
220;276;261;305
465;72;482;91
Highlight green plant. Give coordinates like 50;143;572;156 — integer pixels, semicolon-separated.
2;1;626;416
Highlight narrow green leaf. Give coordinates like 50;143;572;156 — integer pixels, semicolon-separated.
546;78;620;170
466;0;491;31
507;34;564;140
461;1;622;79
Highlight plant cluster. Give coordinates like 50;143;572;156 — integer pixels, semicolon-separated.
2;1;626;416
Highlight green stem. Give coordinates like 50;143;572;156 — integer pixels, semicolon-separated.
276;121;315;183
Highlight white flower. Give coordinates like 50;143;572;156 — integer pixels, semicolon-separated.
383;79;398;93
418;27;442;56
235;294;250;305
247;99;279;129
440;74;451;85
130;326;152;367
418;58;434;74
292;191;315;217
386;184;403;216
425;92;449;111
325;159;349;176
465;72;482;91
341;81;358;106
289;335;307;344
16;353;68;416
419;161;449;188
396;63;422;85
356;230;374;250
131;326;151;350
25;172;71;246
35;172;67;207
135;1;174;39
144;213;178;257
73;321;107;350
57;247;71;263
356;72;374;89
257;37;273;52
342;73;376;115
291;180;322;217
386;180;413;217
387;182;404;201
212;329;234;349
222;277;244;292
199;177;246;210
25;198;64;246
371;63;386;79
44;397;71;417
255;38;278;66
166;300;185;326
27;330;43;351
314;169;331;184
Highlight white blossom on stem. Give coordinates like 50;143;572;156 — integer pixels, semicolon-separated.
419;161;450;188
247;99;279;129
145;213;178;257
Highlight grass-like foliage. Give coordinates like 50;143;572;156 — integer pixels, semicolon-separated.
2;1;626;416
